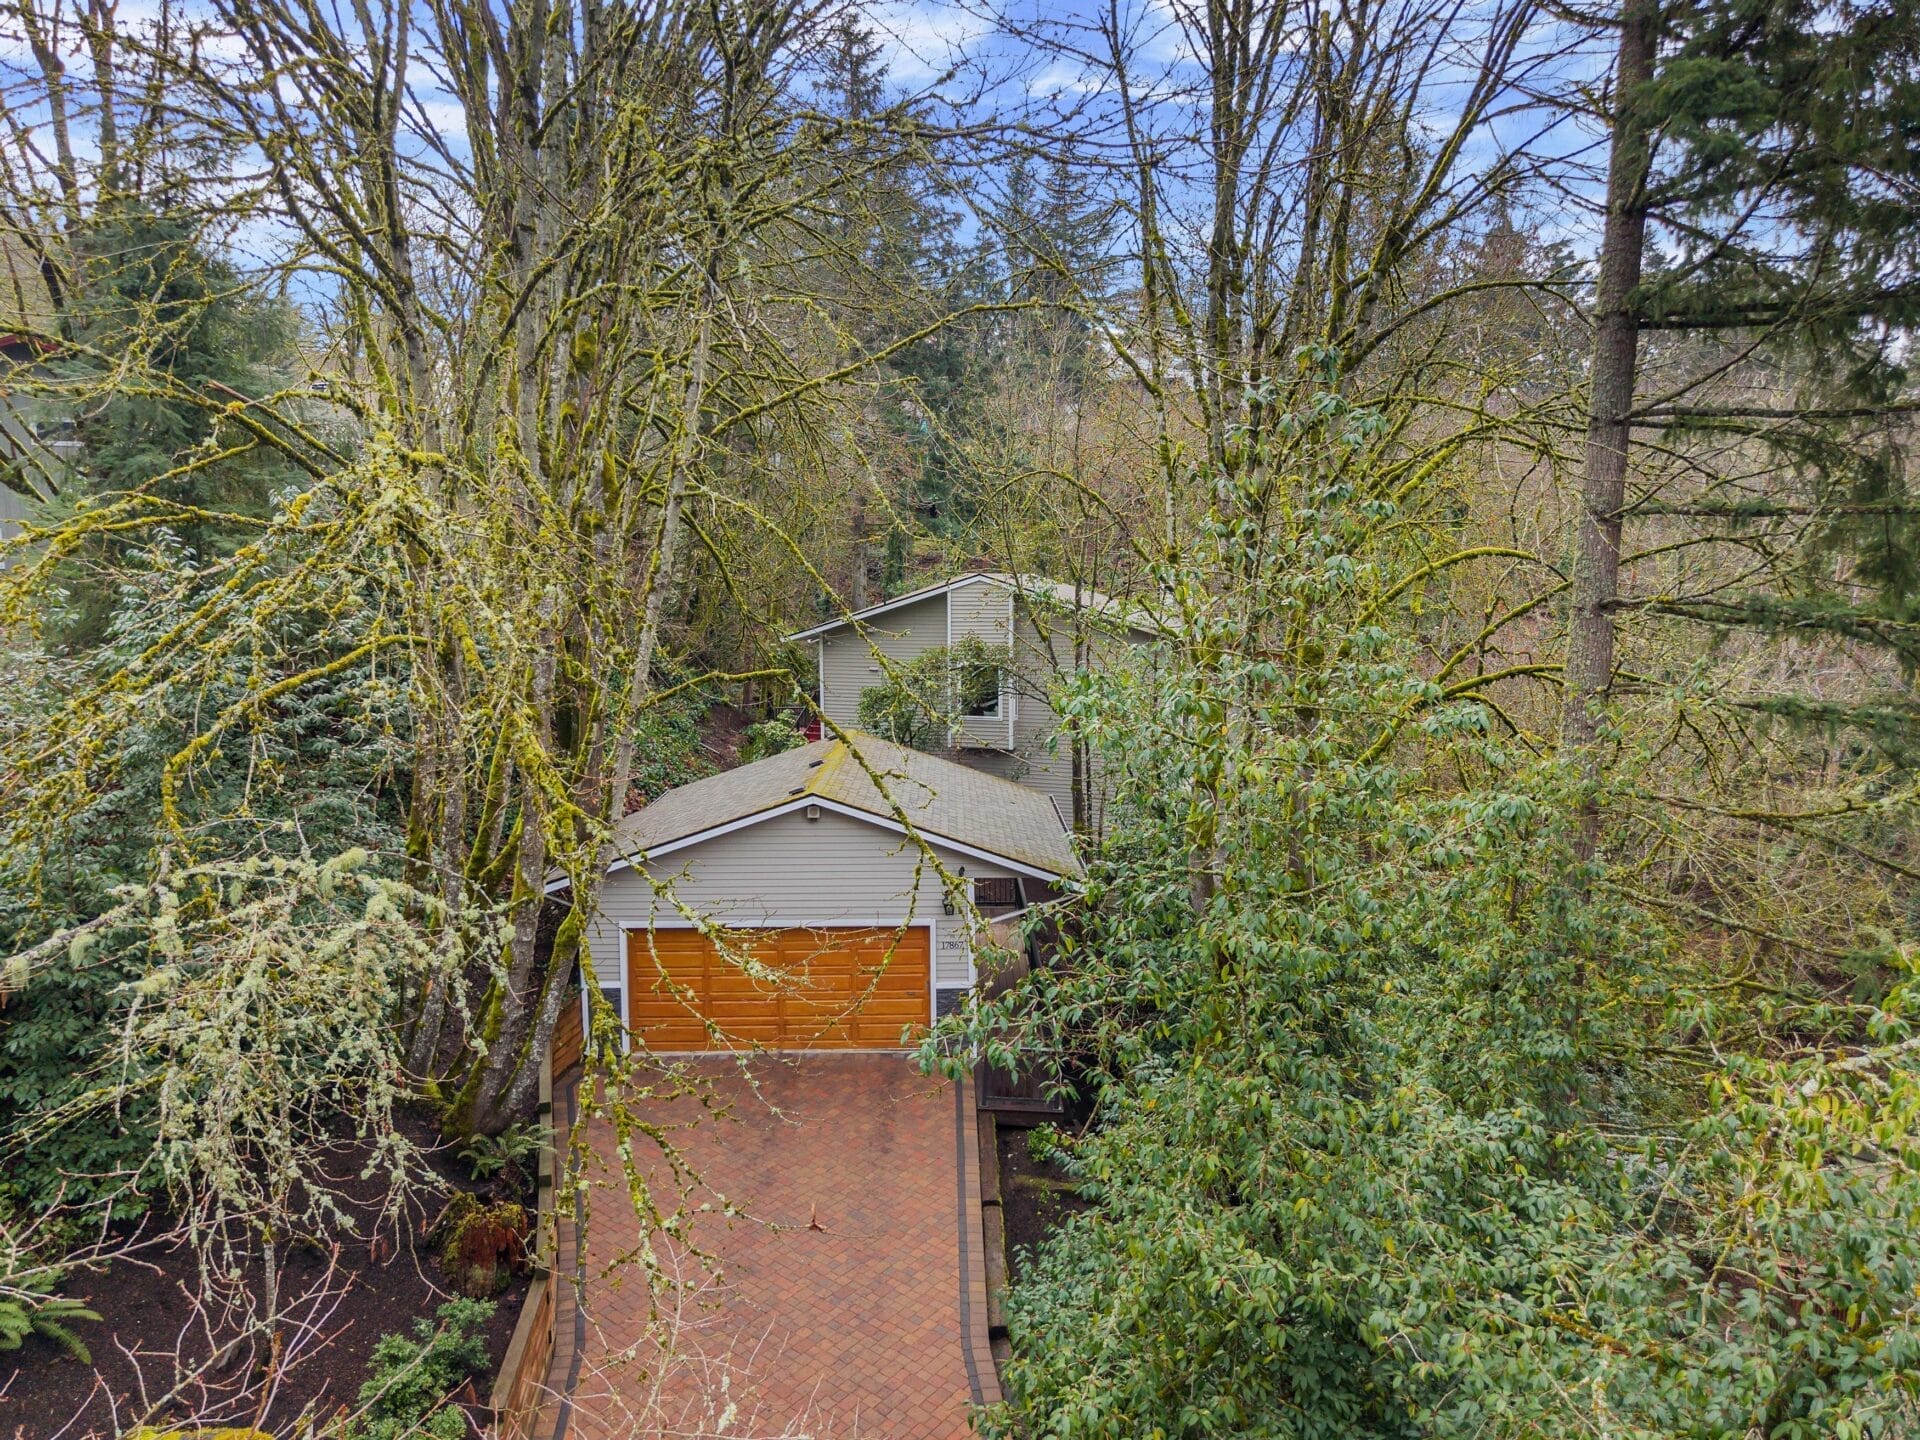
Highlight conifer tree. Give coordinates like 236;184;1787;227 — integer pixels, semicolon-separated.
1563;0;1920;814
811;11;979;592
41;213;304;647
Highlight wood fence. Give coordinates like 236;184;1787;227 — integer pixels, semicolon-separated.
551;987;584;1074
976;1055;1065;1123
487;982;578;1440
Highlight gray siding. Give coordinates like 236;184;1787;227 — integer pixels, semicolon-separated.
949;577;1014;749
993;608;1091;828
993;608;1150;834
585;807;1020;997
948;576;1011;644
816;593;948;728
806;578;1153;834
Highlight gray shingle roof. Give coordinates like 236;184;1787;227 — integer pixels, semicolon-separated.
603;732;1080;878
0;228;57;340
785;570;1159;642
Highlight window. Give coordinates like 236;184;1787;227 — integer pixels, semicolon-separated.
958;659;1003;719
593;984;622;1023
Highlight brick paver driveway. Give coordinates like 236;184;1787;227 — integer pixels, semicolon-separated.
544;1054;996;1440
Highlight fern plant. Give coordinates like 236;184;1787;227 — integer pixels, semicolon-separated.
0;1271;101;1362
456;1122;543;1185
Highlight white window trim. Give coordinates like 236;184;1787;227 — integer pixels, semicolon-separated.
966;876;978;986
947;588;1016;740
959;663;1004;721
1006;586;1017;748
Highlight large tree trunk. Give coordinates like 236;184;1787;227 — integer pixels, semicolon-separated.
1562;0;1658;856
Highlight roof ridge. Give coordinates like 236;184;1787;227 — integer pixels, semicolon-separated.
834;730;1053;805
783;570;1013;642
559;728;1078;889
804;737;850;794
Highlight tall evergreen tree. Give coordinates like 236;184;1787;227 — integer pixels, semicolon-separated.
817;11;886;128
994;144;1115;396
811;11;981;587
1563;0;1920;811
39;211;305;647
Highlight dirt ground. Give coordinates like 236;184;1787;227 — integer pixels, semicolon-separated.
699;701;754;769
996;1125;1091;1287
0;1110;531;1440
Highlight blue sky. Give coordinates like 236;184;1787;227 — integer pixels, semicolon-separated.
0;0;1618;285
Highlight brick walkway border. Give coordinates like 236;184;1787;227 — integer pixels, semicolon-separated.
954;1076;1001;1408
537;1060;1000;1438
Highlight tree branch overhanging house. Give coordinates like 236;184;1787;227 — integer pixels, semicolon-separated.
789;569;1160;837
548;731;1078;1053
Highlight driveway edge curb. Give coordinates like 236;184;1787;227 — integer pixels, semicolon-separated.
957;1072;1003;1408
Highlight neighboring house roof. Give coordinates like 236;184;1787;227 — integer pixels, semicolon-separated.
562;731;1080;889
786;570;1155;642
0;227;58;352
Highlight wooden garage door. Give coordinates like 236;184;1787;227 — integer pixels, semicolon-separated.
626;926;930;1051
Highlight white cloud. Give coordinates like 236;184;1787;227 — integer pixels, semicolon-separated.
415;97;471;138
863;0;995;84
1028;59;1108;98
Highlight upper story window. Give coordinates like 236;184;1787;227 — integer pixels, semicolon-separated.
958;658;1003;719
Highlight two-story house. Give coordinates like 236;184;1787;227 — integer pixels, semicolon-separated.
556;571;1153;1054
788;570;1155;834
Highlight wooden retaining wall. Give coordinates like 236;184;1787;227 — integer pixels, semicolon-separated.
551;987;584;1075
487;985;576;1440
487;1264;554;1440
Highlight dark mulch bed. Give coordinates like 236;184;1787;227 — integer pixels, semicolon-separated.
0;1109;533;1440
997;1126;1093;1288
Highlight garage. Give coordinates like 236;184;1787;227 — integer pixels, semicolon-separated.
626;925;931;1051
564;732;1078;1054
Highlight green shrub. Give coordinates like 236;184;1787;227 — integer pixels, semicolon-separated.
1024;1125;1061;1166
857;636;1000;751
738;712;808;763
932;402;1920;1438
346;1298;495;1440
0;605;405;1219
624;689;715;801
